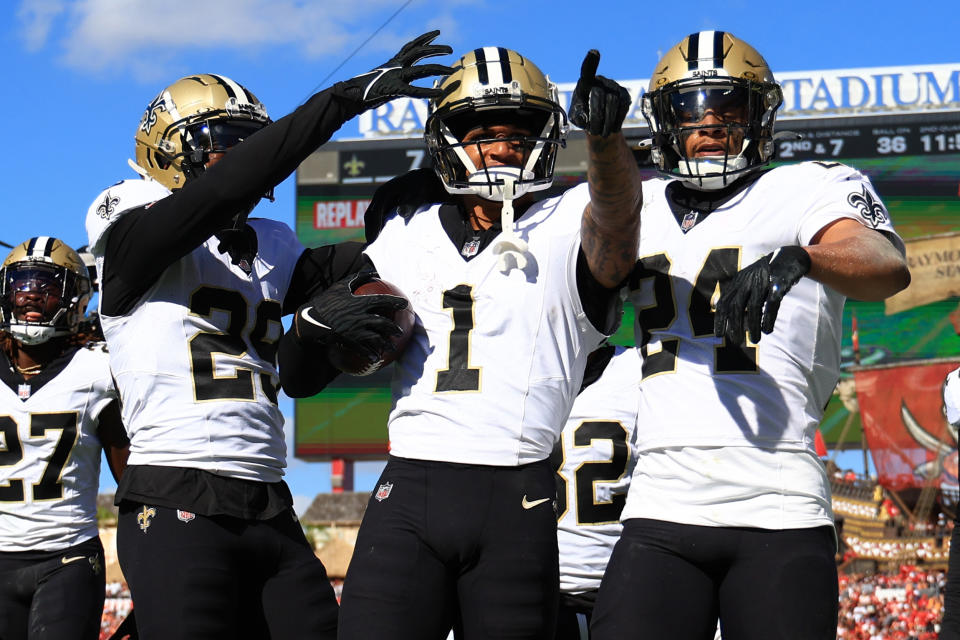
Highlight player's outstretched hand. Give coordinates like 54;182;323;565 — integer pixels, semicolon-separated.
293;272;408;359
568;50;631;137
713;246;811;345
338;30;456;110
364;168;451;243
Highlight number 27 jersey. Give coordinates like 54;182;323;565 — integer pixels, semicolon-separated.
0;345;117;551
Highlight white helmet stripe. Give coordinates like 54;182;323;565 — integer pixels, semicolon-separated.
212;73;252;106
26;236;54;257
481;47;505;85
691;31;725;73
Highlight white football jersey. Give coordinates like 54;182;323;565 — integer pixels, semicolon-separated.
0;345;117;551
623;162;901;529
555;346;641;595
944;368;960;426
88;181;300;482
364;183;606;465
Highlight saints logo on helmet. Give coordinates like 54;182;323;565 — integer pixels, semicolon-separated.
424;48;567;201
134;73;271;191
0;237;92;345
641;31;783;190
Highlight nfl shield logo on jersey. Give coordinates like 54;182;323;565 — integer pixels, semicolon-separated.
18;384;31;400
375;482;394;502
177;510;196;523
680;211;699;233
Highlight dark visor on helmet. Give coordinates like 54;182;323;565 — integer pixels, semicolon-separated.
7;265;62;297
187;120;266;154
667;86;749;125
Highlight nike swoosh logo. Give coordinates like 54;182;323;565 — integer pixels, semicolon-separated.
61;556;86;565
521;496;551;510
299;308;331;330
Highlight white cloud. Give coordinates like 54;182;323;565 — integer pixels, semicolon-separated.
17;0;67;50
17;0;471;77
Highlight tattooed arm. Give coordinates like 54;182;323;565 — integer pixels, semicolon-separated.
569;50;642;289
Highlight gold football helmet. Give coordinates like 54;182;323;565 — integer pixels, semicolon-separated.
134;73;271;190
1;237;92;345
424;48;567;201
642;31;783;189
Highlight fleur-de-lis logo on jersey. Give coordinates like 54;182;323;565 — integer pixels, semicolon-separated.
97;192;120;220
139;92;167;133
847;186;888;228
137;505;157;532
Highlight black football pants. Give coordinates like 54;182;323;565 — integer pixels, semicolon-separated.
591;518;838;640
116;503;338;640
0;536;105;640
338;456;560;640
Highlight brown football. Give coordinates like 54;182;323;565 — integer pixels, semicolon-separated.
326;278;415;376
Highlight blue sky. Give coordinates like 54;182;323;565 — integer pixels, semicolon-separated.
4;0;954;512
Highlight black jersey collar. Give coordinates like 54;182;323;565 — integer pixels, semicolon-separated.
0;345;80;401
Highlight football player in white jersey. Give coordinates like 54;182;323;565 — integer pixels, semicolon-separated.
550;344;641;640
291;47;644;640
941;369;960;640
83;32;454;640
0;237;128;640
589;31;911;640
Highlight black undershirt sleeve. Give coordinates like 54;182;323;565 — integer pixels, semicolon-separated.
100;83;367;317
576;248;624;336
282;241;369;314
278;249;376;397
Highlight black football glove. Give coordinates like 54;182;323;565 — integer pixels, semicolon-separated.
713;246;812;345
293;272;408;360
364;168;451;243
336;30;456;111
568;50;631;137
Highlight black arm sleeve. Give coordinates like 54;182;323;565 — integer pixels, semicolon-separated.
100;83;367;317
282;241;370;314
576;247;624;335
277;335;343;398
278;249;376;397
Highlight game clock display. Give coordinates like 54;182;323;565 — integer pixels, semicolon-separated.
776;113;960;161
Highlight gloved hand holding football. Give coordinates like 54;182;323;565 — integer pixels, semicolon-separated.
294;272;413;374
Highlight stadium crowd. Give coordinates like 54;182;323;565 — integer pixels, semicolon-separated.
838;566;945;639
97;568;951;639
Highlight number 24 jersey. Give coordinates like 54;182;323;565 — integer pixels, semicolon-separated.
628;161;903;453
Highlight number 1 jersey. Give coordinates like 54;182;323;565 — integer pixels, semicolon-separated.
364;183;606;466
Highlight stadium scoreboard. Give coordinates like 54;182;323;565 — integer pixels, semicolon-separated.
294;62;960;461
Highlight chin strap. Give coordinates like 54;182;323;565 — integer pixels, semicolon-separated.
490;175;529;273
127;158;151;179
